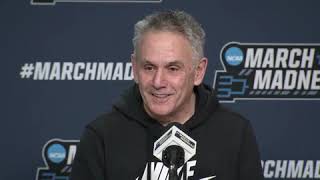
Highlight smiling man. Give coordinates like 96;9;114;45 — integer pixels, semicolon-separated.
132;30;207;125
70;10;263;180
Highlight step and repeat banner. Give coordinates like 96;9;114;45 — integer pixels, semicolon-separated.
2;0;320;179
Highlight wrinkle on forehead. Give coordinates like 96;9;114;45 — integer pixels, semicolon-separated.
137;31;194;66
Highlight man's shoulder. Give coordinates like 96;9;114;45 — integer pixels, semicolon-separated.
215;105;247;120
211;105;250;128
85;109;128;135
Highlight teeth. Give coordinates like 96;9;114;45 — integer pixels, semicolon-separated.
153;94;168;98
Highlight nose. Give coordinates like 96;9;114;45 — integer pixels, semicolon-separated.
152;69;167;89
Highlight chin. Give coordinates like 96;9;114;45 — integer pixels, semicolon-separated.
149;106;172;117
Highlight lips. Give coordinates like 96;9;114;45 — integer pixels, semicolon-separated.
151;93;171;103
152;93;169;98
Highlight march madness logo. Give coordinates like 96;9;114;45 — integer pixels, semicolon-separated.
213;42;320;103
31;0;162;5
36;139;79;180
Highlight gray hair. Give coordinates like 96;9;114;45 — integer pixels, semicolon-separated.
132;10;206;61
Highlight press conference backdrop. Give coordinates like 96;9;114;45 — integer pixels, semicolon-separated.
2;0;320;179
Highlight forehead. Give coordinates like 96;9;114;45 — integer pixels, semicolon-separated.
137;31;194;65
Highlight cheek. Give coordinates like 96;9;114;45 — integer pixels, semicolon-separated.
178;71;196;85
177;74;196;94
137;72;149;85
172;78;192;94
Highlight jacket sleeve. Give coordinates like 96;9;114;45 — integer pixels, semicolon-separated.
239;121;264;180
70;126;106;180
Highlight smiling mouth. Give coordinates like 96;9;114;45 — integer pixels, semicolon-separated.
152;93;170;98
151;93;171;102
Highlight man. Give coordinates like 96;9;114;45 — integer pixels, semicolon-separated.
70;10;263;180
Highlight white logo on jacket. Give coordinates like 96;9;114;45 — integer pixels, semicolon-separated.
136;160;196;180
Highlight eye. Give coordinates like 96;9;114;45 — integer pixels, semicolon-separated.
144;64;154;71
168;66;179;72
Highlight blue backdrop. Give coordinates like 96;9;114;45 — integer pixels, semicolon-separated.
2;0;320;179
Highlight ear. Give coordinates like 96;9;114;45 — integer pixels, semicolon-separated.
194;57;208;86
131;54;139;84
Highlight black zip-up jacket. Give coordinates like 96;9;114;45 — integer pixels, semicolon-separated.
70;84;263;180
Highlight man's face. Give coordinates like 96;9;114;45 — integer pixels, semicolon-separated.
132;31;207;123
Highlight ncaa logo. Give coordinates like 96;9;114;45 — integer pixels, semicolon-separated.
47;143;66;164
36;139;79;180
224;47;244;66
214;42;320;102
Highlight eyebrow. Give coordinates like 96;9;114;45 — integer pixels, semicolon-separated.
167;61;184;67
141;58;185;67
140;59;153;64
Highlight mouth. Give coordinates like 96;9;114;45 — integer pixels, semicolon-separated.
152;93;169;98
151;93;172;103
